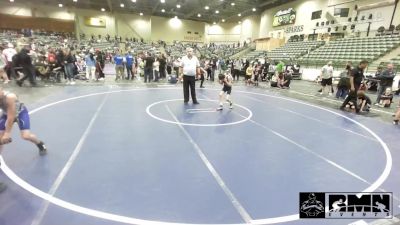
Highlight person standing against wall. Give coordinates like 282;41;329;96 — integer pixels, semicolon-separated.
180;48;200;104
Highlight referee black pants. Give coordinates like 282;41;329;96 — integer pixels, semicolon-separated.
183;75;197;103
20;65;37;86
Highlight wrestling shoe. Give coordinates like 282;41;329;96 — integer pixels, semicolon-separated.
37;141;47;156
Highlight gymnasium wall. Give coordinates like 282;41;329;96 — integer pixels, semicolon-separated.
151;16;206;43
259;0;399;39
115;14;151;41
204;15;260;44
205;22;241;43
0;1;262;44
75;9;116;38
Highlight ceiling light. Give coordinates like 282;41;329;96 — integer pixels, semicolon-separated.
176;4;181;8
252;8;256;11
101;8;105;11
73;0;77;2
222;19;225;22
205;6;209;10
238;13;241;17
140;12;143;16
120;3;124;7
58;3;63;7
197;13;201;17
238;21;241;24
132;0;136;2
10;0;14;2
231;2;235;6
160;0;165;3
213;22;216;25
215;10;219;14
161;9;165;12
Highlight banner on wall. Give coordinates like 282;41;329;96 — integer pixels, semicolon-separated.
84;17;106;27
183;34;202;42
273;8;296;27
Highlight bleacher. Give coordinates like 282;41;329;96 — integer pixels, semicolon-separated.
266;41;324;60
89;41;115;51
301;36;400;67
165;42;202;58
195;43;245;59
241;50;266;61
390;54;400;66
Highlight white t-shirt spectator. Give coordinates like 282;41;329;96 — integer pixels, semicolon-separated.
235;60;242;71
2;47;17;62
153;60;160;71
181;55;200;76
321;65;333;79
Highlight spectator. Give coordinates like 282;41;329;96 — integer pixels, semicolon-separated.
0;48;10;84
125;50;135;80
377;87;393;108
393;101;400;125
85;49;96;81
2;43;17;79
320;61;334;95
114;50;125;81
233;59;242;81
336;64;352;99
144;52;154;83
153;57;160;82
245;64;254;85
173;57;180;76
277;72;289;89
159;54;167;79
63;48;76;85
276;60;285;75
96;50;105;80
375;63;395;104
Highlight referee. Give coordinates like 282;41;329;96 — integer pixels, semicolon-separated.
340;60;368;113
180;48;200;104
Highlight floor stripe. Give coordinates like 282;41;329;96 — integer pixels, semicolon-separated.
0;88;391;225
201;92;398;202
288;90;394;115
241;95;377;142
165;105;253;224
30;94;109;225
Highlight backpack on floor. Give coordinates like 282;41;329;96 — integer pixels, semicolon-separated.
168;75;177;84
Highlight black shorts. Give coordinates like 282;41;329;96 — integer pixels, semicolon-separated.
245;75;251;80
254;75;259;81
321;77;332;86
222;85;232;94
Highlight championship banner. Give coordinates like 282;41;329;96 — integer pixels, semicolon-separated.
84;17;106;27
273;8;296;27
